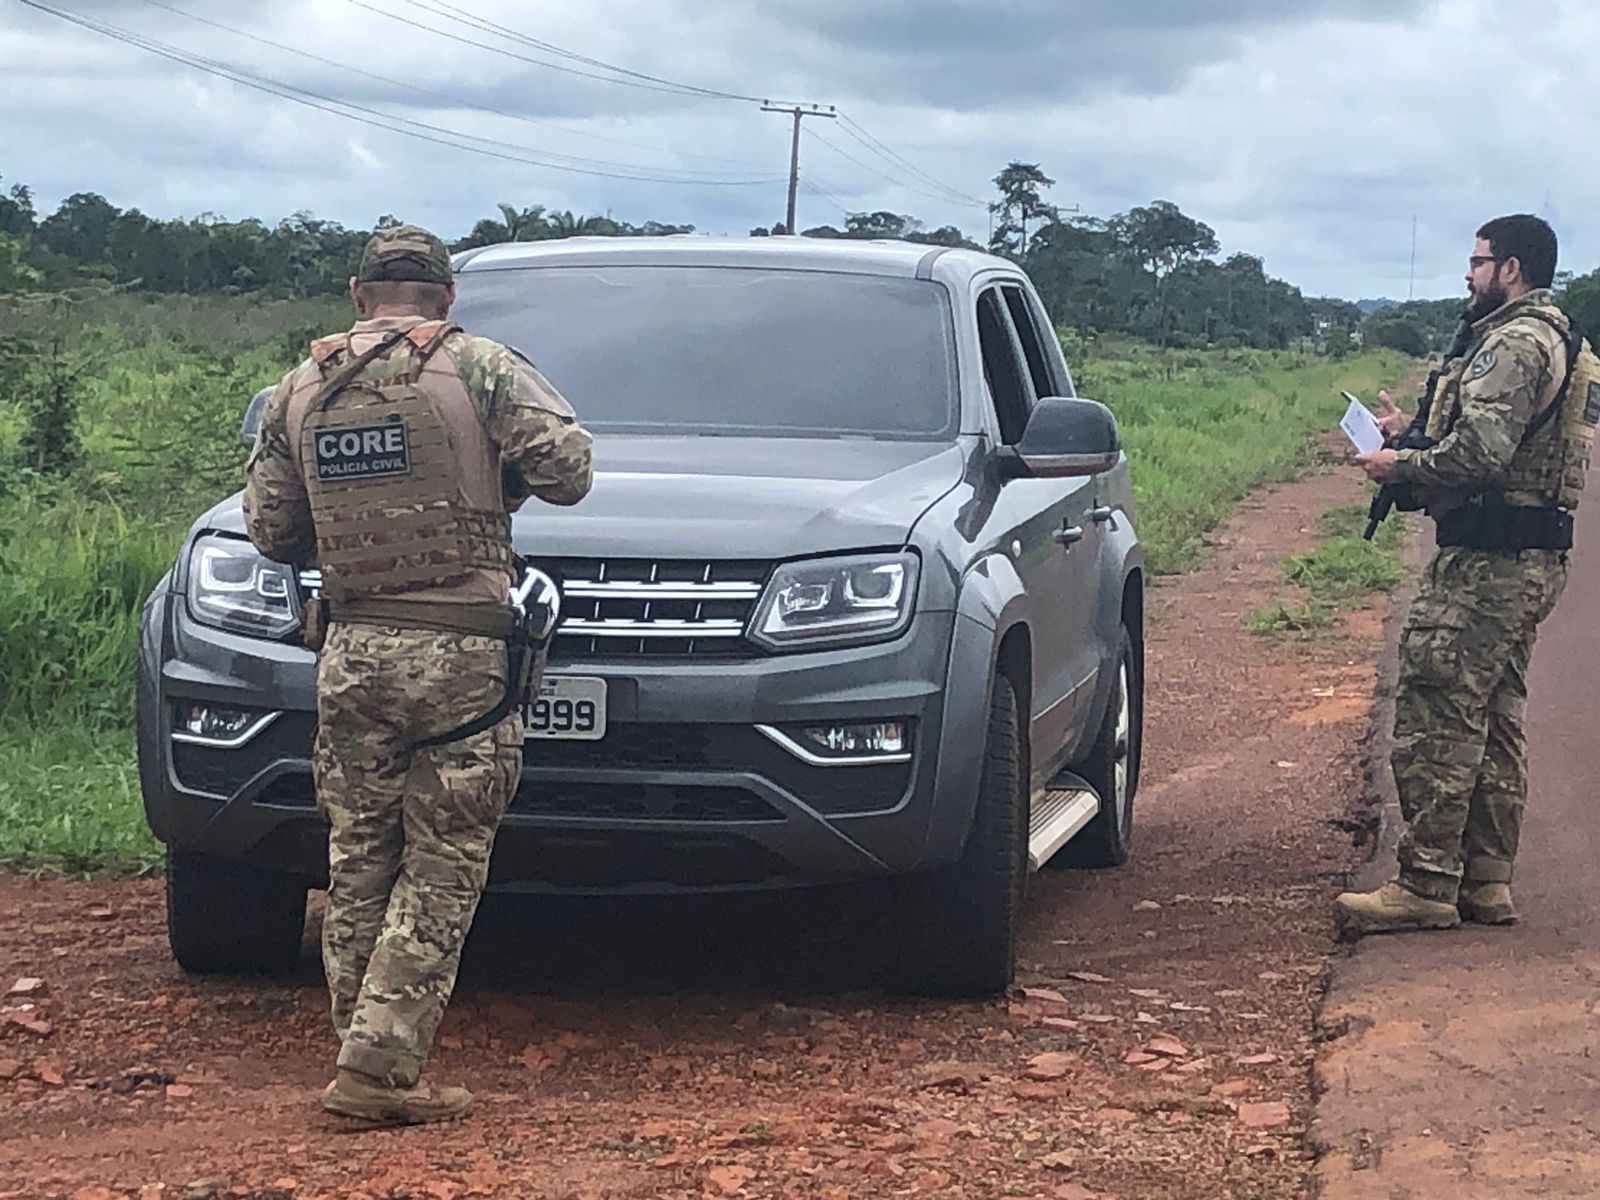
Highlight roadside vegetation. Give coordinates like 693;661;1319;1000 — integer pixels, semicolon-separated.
0;290;1407;874
1246;502;1408;636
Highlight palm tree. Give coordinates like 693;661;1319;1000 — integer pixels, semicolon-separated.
497;204;550;242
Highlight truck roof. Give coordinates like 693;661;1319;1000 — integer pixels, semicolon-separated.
452;235;1009;281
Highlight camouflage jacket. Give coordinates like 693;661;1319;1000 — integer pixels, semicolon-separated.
1394;289;1570;508
243;315;593;569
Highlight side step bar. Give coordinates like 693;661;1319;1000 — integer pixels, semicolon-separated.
1027;781;1101;870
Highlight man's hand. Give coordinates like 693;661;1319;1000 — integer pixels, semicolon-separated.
1374;389;1411;438
1355;448;1401;482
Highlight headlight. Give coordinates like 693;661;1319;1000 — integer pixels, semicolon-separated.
184;534;300;639
750;551;919;650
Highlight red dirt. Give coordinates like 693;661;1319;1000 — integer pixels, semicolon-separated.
1;460;1392;1200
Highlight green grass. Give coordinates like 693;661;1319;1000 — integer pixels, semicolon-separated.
1245;601;1339;636
1283;538;1405;604
1247;501;1408;637
1319;500;1408;551
0;724;160;875
0;293;320;874
0;303;1413;874
0;495;183;726
1079;340;1410;573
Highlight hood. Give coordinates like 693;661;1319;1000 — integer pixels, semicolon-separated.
516;436;965;560
203;436;969;561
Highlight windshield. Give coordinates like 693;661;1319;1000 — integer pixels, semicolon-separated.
450;265;958;440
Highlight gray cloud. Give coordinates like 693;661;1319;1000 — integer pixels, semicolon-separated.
3;0;1597;300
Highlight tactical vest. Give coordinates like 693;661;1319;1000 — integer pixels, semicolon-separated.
285;321;512;604
1424;303;1599;512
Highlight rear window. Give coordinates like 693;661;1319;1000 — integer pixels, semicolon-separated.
451;265;958;440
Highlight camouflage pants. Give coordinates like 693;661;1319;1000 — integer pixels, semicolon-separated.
1393;547;1568;902
313;623;523;1088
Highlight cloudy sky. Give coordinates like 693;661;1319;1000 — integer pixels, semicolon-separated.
2;0;1593;300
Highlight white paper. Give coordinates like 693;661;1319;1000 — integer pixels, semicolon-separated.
1339;394;1385;455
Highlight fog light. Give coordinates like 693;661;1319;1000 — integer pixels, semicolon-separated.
801;721;908;757
172;704;276;747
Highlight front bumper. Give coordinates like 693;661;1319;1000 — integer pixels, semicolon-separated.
138;586;967;894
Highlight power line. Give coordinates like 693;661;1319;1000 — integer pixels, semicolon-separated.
135;0;775;172
18;0;787;187
835;113;988;208
348;0;988;212
796;180;855;220
805;126;984;211
345;0;763;101
400;0;768;103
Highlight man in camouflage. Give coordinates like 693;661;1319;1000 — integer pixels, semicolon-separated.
243;224;593;1124
1336;214;1591;935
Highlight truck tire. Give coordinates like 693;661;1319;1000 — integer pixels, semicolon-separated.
897;672;1027;998
1060;623;1141;868
166;848;307;976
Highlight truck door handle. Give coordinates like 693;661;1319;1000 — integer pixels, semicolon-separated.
1090;506;1116;526
1053;524;1085;547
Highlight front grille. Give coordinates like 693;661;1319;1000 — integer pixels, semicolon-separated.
299;558;772;660
511;780;782;822
528;724;913;816
542;558;769;660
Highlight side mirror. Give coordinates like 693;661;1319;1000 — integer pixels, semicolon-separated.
240;387;273;448
996;396;1121;479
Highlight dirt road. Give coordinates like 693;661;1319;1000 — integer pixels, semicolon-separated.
2;462;1387;1200
1314;495;1600;1198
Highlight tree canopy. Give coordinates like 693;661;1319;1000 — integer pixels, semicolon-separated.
8;167;1560;354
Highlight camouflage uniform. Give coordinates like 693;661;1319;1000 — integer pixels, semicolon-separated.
1387;289;1576;902
243;225;592;1091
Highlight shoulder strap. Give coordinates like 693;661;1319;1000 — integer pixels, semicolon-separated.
309;329;411;415
401;321;463;382
1513;309;1583;444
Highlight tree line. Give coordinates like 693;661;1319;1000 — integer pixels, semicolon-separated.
14;162;1586;355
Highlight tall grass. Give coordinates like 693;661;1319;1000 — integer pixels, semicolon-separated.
0;294;327;874
0;725;154;875
1078;340;1409;573
0;495;180;725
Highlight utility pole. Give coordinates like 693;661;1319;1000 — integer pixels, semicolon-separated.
761;102;836;235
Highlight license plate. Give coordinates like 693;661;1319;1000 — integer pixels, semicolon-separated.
522;676;607;740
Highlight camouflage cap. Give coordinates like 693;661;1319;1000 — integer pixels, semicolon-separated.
356;223;453;285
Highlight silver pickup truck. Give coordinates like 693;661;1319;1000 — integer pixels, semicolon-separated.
136;236;1145;997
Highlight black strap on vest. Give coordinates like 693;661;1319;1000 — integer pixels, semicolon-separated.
309;329;410;414
1508;309;1584;444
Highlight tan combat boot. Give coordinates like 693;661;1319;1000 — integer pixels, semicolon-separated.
1334;881;1461;937
1458;882;1518;925
320;1068;473;1126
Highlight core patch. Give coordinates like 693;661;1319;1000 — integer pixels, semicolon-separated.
313;422;411;480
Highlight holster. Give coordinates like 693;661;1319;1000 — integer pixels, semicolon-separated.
289;568;328;653
302;596;330;653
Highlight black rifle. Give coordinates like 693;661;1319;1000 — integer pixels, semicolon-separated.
1362;318;1476;540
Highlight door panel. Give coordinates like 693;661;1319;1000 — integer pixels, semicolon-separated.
974;284;1098;779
